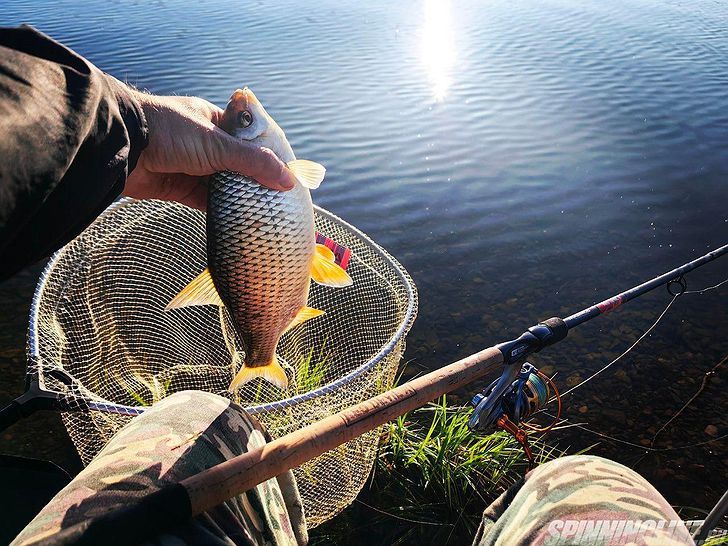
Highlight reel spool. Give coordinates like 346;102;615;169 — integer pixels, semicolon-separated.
468;362;561;468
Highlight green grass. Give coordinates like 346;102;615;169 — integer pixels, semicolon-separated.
248;342;332;406
118;371;172;406
251;344;334;437
293;340;331;395
675;506;728;545
705;534;728;546
382;396;533;502
373;396;554;541
311;395;558;545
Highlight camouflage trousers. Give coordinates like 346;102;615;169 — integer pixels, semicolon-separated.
13;391;308;546
12;391;695;546
473;454;694;546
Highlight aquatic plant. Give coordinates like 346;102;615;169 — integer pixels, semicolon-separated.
248;341;332;406
373;397;556;541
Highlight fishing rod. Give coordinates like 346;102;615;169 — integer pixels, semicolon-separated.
466;243;728;463
32;243;728;546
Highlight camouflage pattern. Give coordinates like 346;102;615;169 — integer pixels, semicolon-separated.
10;391;697;546
473;455;694;546
12;391;307;546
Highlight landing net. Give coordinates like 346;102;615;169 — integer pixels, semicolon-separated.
28;197;417;526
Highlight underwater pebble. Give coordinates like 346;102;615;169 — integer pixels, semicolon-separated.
602;409;627;425
566;374;582;387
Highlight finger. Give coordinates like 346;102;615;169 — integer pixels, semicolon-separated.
164;174;209;211
173;96;225;124
124;171;208;211
209;104;226;127
203;102;225;126
214;133;297;191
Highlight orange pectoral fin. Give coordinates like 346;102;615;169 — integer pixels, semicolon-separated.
311;244;352;287
165;268;224;310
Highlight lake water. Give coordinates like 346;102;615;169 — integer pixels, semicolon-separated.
1;0;727;532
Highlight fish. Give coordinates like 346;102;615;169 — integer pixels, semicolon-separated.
166;87;351;391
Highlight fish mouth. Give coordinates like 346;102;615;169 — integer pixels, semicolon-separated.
227;87;261;113
235;87;261;110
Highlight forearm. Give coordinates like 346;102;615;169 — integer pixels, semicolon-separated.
0;25;148;280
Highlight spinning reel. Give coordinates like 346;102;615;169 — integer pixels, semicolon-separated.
468;362;561;469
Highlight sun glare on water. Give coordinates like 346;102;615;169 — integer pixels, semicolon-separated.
421;0;456;101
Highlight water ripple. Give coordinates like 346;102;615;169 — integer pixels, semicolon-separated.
2;0;727;506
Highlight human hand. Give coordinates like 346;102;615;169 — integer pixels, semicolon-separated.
124;93;297;210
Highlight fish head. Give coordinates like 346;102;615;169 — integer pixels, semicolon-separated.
220;87;295;163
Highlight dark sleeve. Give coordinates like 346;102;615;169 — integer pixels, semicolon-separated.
0;25;148;281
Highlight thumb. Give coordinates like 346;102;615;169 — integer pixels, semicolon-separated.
214;133;297;191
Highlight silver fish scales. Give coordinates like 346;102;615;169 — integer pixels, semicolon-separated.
167;87;350;390
208;173;315;370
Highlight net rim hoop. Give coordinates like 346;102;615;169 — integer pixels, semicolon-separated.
28;197;417;415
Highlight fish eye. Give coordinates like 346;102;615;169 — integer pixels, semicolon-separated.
238;110;253;128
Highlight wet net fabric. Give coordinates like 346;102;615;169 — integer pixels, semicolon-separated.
28;198;417;527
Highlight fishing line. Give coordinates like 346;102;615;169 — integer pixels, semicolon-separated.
353;498;452;527
541;411;728;453
554;293;679;401
444;487;481;546
684;277;728;294
466;363;563;468
468;268;728;470
35;246;726;546
536;278;728;456
522;371;561;434
554;275;728;401
649;352;726;447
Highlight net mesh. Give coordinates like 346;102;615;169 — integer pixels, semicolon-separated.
28;198;417;527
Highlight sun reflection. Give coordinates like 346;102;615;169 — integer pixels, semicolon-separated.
421;0;456;101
